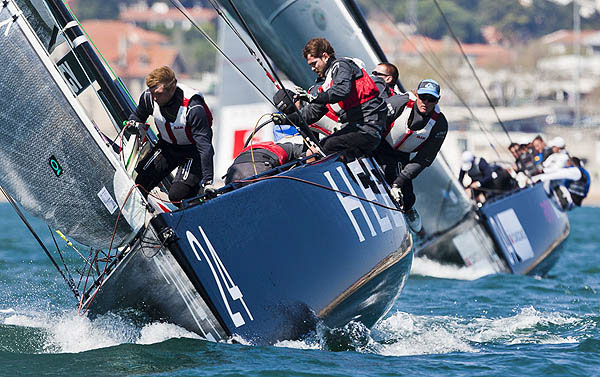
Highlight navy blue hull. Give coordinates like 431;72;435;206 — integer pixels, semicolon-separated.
416;183;569;276
90;156;412;344
480;183;569;276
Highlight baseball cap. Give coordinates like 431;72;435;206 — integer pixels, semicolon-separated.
548;136;565;149
417;79;441;99
461;151;474;170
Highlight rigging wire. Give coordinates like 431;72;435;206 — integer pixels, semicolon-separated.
432;0;513;145
369;0;504;160
167;0;323;153
233;173;403;213
0;186;79;300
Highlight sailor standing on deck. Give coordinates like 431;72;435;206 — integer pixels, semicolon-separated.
373;78;448;233
272;38;387;160
129;66;215;202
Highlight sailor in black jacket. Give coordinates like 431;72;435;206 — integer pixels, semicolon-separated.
274;38;387;160
129;66;214;203
373;79;448;232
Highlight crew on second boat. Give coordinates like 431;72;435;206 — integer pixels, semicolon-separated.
129;66;215;203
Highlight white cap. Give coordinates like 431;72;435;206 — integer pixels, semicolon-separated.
461;151;474;170
548;136;565;149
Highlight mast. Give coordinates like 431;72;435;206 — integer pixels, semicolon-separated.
343;0;406;92
45;0;136;123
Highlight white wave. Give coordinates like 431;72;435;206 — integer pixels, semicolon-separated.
1;309;201;353
371;306;581;356
411;256;496;280
274;339;320;350
137;322;201;345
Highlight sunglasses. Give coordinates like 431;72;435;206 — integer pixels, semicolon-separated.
418;94;438;103
372;71;391;77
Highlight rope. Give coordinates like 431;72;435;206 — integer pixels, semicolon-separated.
370;0;504;160
233;174;403;213
167;0;323;153
0;186;79;299
432;0;513;146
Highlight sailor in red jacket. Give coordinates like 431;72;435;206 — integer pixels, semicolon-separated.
273;38;387;160
225;140;306;185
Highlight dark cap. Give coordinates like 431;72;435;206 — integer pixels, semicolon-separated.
273;88;296;114
417;79;441;98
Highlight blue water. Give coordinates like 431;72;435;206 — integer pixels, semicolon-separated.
1;203;598;376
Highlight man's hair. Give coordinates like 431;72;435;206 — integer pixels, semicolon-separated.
533;135;544;142
509;142;519;150
302;38;335;59
378;62;399;83
570;156;582;167
146;66;177;90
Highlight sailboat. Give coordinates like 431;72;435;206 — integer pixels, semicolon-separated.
213;0;570;277
0;0;412;345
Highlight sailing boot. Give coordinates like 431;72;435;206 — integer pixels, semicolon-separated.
404;207;424;235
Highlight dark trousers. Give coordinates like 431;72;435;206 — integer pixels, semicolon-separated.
321;125;381;160
135;141;202;202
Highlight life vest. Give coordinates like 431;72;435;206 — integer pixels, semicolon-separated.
239;141;289;165
567;166;590;199
152;84;212;145
309;111;340;136
384;92;440;153
318;58;379;116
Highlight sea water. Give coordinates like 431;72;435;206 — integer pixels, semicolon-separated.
0;203;598;376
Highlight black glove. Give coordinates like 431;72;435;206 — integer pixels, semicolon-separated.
271;113;286;125
201;181;218;199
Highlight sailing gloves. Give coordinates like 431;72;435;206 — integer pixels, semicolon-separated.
390;184;403;208
271;113;286;125
390;173;410;207
294;86;317;103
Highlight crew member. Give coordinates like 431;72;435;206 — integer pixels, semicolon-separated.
533;156;590;208
371;62;398;98
459;151;514;202
373;78;448;233
129;66;215;202
224;139;306;184
273;38;387;160
532;135;553;165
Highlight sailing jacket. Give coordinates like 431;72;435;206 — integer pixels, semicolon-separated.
458;157;495;188
567;166;590;206
372;75;396;98
238;141;303;165
130;84;214;183
374;91;447;181
288;57;387;137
